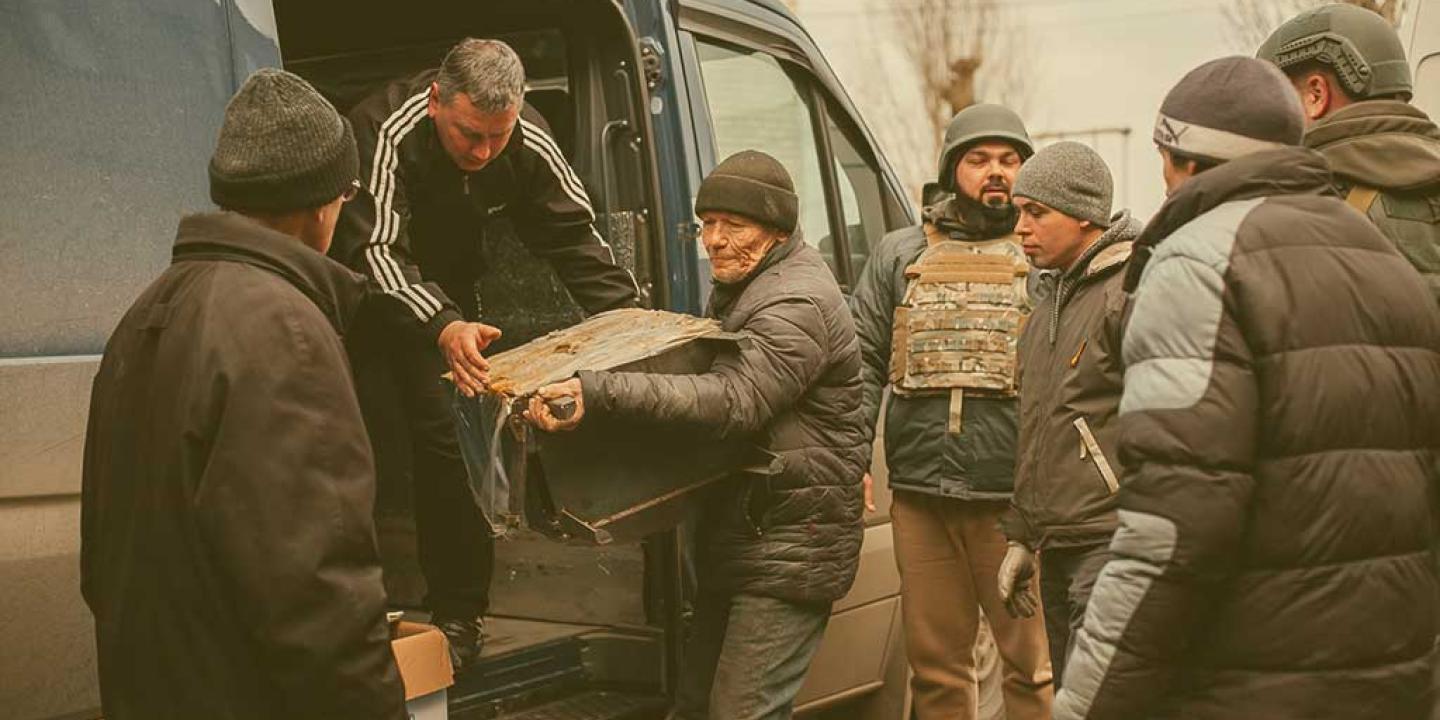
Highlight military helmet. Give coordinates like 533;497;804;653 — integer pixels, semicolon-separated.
937;103;1034;191
1257;3;1412;101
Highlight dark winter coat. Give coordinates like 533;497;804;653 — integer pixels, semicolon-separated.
1305;99;1440;302
1002;213;1141;551
580;234;868;604
1054;148;1440;720
81;212;406;720
852;195;1024;499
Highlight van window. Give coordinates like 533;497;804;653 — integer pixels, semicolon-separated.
694;39;838;278
825;107;887;283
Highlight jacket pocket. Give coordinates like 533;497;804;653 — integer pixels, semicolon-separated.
1074;417;1119;495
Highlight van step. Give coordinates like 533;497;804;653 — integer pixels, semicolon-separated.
499;690;667;720
449;634;589;717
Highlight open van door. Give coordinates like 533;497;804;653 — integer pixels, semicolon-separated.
274;3;680;717
1405;0;1440;119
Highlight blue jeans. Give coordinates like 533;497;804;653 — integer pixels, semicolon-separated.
671;592;830;720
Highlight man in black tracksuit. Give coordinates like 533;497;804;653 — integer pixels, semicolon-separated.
331;38;639;667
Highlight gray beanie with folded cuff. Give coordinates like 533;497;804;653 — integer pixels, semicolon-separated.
1012;141;1114;228
209;68;359;212
1152;56;1305;164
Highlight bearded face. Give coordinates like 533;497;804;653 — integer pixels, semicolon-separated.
954;140;1024;208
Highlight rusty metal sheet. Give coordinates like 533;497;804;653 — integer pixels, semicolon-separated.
453;309;756;545
481;308;725;398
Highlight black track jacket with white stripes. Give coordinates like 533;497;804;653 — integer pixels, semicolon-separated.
331;69;639;343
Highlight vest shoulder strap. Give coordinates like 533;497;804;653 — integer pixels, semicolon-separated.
922;222;947;247
1346;185;1380;214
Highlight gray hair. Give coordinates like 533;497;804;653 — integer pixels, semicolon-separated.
435;38;525;113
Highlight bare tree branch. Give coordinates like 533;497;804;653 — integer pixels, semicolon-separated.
851;0;1034;201
1223;0;1406;52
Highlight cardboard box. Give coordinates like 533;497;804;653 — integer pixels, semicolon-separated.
391;621;454;720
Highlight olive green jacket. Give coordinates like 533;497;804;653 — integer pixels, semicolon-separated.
1306;100;1440;302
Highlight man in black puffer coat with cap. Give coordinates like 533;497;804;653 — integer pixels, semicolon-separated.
1055;56;1440;720
527;150;867;720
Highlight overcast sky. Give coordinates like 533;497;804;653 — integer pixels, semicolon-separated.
797;0;1242;220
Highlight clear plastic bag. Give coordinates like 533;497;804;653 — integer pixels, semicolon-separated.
450;389;521;537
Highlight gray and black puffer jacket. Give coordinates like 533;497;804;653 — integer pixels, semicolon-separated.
580;234;868;604
852;195;1023;500
1054;147;1440;720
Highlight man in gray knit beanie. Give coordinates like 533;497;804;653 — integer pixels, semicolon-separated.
1000;141;1142;691
82;68;409;719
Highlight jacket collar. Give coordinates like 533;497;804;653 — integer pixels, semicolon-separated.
1304;100;1440;191
1065;211;1140;284
1042;212;1141;344
172;212;369;335
1124;147;1335;291
706;230;805;318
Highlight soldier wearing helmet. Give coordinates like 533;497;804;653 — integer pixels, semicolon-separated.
852;103;1053;720
1259;3;1440;301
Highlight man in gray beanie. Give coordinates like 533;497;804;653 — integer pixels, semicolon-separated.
852;102;1052;720
993;142;1142;691
527;150;867;720
81;68;411;719
1054;56;1440;720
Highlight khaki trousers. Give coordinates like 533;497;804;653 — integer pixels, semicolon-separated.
892;492;1053;720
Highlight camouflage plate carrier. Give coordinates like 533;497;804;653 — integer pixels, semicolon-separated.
890;223;1031;434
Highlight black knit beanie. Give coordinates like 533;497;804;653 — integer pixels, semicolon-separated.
209;68;359;212
695;150;799;234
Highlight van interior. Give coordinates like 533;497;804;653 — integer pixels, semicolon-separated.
276;2;673;718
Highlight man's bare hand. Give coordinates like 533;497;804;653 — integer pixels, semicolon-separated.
863;473;877;513
438;321;502;397
525;378;585;432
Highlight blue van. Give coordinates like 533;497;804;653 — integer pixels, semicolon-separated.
0;1;916;718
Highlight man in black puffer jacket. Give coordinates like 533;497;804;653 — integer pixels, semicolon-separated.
527;151;867;720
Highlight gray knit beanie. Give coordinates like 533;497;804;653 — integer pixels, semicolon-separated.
1012;141;1113;227
695;150;799;233
209;68;358;212
1153;56;1305;164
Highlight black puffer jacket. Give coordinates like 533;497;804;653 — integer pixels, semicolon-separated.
580;235;867;604
1055;148;1440;720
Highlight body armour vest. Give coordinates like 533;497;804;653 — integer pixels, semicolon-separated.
890;223;1030;431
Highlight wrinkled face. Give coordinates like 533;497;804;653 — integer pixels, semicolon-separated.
700;211;784;284
1014;197;1093;271
428;84;519;173
955;140;1023;207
